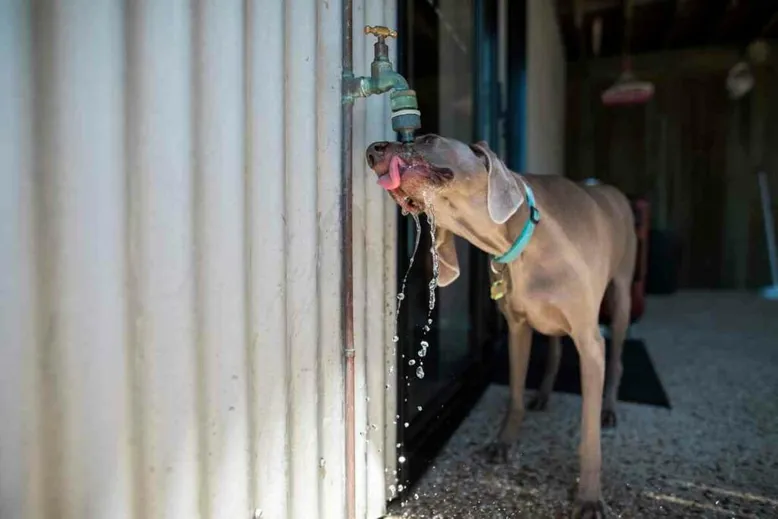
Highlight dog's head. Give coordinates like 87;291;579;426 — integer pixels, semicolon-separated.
366;134;524;223
366;134;525;286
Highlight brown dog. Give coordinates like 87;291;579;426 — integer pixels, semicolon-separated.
366;134;636;518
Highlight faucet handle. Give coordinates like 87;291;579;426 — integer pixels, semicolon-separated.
364;25;397;40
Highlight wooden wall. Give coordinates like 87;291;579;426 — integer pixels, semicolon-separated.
565;47;778;290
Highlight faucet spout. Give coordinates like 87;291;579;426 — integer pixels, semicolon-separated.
342;25;421;142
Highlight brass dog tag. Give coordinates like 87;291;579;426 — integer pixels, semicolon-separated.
490;279;506;300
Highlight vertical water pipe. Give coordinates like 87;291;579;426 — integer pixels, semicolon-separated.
341;0;357;517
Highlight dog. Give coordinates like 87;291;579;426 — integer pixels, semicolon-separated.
366;134;636;518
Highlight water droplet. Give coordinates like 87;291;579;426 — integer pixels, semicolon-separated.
404;422;409;428
414;493;419;500
396;443;402;448
422;325;430;333
408;359;416;366
392;335;399;343
397;293;405;300
389;485;396;495
398;455;406;463
420;340;429;348
416;366;425;379
397;484;404;492
417;405;423;411
388;365;394;374
427;318;433;325
319;458;325;468
365;396;370;402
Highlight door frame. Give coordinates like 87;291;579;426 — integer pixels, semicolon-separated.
392;0;503;501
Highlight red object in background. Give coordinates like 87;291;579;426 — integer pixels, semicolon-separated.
599;198;650;325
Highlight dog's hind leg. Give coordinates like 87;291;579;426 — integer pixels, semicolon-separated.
602;277;631;428
481;317;532;463
527;335;562;411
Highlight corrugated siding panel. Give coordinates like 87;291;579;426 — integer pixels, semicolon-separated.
0;1;397;518
527;0;566;176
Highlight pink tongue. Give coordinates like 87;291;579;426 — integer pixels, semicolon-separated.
377;155;403;190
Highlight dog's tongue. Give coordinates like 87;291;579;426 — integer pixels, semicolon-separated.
377;155;404;191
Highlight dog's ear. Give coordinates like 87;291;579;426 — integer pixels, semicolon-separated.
435;227;460;287
470;143;524;224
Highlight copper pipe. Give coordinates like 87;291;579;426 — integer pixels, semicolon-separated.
341;0;356;517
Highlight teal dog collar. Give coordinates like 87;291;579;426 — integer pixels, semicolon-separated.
493;180;540;264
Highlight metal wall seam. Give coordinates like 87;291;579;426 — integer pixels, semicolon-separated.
126;1;198;517
350;0;370;515
382;0;400;495
247;0;289;516
33;1;132;518
193;1;250;517
0;2;40;518
316;0;348;515
284;0;321;516
364;0;389;514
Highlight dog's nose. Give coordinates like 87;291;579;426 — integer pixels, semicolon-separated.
366;142;389;169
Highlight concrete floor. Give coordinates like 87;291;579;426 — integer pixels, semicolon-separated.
389;292;778;518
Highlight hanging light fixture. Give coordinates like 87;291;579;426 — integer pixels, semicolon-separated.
601;0;655;106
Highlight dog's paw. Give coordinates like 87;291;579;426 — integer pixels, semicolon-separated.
572;499;606;519
527;393;549;411
600;409;617;429
477;442;510;464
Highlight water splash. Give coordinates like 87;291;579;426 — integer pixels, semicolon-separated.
409;193;441;380
424;195;440;318
389;213;423;385
391;214;422;348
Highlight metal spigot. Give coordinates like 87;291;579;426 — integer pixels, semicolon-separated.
364;25;397;39
342;25;421;143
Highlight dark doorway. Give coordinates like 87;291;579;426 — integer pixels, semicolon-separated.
392;0;504;501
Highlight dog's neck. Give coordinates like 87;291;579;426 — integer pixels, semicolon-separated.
430;194;530;259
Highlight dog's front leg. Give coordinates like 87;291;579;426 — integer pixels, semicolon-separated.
572;327;606;518
481;317;532;463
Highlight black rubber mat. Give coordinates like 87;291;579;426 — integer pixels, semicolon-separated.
490;333;671;409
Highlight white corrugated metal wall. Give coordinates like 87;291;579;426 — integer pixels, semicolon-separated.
0;0;398;518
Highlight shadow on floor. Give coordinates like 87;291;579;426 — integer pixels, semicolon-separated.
389;292;778;518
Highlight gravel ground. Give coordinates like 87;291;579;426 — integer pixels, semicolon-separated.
388;292;778;518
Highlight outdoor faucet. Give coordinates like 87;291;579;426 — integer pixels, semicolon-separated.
343;25;421;143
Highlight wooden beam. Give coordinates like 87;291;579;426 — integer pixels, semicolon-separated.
568;44;776;79
557;0;668;16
